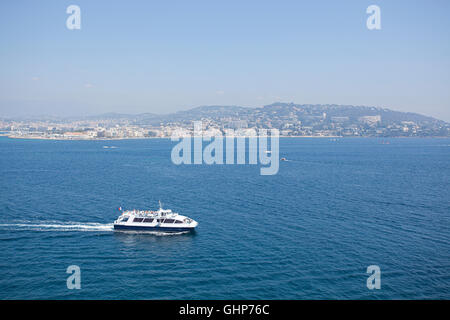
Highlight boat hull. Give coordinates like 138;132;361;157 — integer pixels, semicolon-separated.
113;224;195;233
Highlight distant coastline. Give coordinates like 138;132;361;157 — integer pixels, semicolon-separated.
2;104;449;139
5;135;161;141
3;134;449;141
5;134;339;140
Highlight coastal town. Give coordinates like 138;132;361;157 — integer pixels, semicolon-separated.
1;103;449;140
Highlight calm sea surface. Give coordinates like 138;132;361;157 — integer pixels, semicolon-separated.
0;137;449;299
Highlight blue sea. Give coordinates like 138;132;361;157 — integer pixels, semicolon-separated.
0;136;449;299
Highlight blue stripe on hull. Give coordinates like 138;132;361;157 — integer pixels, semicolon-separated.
114;224;194;233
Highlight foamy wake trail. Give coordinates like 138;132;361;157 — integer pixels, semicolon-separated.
0;221;114;232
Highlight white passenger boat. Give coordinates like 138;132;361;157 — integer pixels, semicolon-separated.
113;202;198;233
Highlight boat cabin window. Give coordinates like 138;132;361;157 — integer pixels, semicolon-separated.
164;219;175;224
121;217;129;222
143;218;153;223
133;218;144;222
174;220;182;224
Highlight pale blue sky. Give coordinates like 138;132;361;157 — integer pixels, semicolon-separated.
1;0;449;120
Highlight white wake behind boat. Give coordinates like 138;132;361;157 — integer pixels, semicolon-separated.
113;201;198;233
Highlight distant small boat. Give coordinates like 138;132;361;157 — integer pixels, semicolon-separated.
280;157;287;161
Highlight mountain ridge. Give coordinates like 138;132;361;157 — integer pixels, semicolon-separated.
87;103;447;125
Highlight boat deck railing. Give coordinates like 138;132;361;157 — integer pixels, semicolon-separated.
122;210;178;218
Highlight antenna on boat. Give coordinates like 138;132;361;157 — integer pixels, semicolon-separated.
159;200;162;210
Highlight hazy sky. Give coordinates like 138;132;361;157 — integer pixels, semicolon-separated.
1;0;449;121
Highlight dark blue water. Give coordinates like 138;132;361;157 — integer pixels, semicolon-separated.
0;137;449;299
